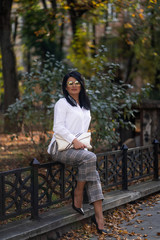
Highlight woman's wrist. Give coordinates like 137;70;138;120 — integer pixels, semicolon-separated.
72;138;78;144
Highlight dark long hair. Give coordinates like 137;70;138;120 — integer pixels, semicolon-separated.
62;71;91;110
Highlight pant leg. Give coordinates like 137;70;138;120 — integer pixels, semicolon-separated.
52;149;98;181
51;148;104;202
85;171;104;204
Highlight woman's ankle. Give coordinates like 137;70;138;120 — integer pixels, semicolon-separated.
95;214;104;229
74;188;83;208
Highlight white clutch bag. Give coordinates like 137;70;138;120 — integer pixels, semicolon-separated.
55;132;92;151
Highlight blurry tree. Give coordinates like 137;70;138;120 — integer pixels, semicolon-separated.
20;0;109;72
112;0;160;98
0;0;19;131
1;0;160;134
20;0;64;72
66;0;99;36
67;1;108;76
67;0;160;98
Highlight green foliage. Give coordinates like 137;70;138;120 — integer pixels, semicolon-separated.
85;47;152;149
20;1;63;61
114;0;160;97
6;53;67;158
67;27;94;77
6;50;152;155
15;0;160;100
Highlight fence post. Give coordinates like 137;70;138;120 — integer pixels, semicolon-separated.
153;139;159;181
60;163;65;199
30;158;40;220
121;144;128;190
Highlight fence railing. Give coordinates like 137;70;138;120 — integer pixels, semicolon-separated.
0;140;159;221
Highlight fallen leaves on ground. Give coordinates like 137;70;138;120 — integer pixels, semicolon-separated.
60;193;160;240
1;132;160;238
0;132;52;171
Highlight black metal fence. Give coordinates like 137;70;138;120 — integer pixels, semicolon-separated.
0;140;159;221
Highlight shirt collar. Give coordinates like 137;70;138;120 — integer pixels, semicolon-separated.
68;95;77;106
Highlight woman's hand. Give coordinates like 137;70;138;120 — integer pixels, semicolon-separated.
72;138;87;149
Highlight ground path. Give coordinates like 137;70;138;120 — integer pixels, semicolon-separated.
90;192;160;240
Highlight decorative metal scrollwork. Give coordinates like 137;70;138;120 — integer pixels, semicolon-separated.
2;168;31;219
0;142;158;221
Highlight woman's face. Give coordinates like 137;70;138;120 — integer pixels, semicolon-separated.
66;77;81;99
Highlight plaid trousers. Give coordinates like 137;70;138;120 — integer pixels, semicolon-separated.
51;148;104;204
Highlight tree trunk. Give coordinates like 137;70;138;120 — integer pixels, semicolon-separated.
91;24;96;57
67;1;77;36
41;0;47;9
60;17;64;55
66;0;88;37
0;0;19;131
27;50;31;73
124;51;135;83
50;0;57;10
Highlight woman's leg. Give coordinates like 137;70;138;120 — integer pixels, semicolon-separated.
52;149;98;181
52;149;98;209
93;200;104;229
74;181;86;208
85;170;104;204
85;170;105;229
52;149;106;228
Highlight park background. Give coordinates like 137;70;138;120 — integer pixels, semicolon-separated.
0;0;160;171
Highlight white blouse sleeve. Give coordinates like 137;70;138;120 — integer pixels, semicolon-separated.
53;99;76;143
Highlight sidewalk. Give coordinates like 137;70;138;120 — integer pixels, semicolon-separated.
0;179;160;240
89;192;160;240
115;197;160;239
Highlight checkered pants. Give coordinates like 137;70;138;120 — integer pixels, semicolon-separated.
51;148;104;204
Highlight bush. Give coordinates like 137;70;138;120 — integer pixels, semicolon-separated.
6;50;152;158
6;54;67;159
85;47;151;150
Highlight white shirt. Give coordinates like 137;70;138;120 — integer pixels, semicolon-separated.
47;98;91;153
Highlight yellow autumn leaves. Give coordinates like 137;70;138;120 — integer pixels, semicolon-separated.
149;0;157;3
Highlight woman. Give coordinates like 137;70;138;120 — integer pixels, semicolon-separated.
48;71;107;234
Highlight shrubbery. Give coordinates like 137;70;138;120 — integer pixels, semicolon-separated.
6;50;151;158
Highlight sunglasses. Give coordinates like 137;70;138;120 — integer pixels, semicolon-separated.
67;80;81;86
